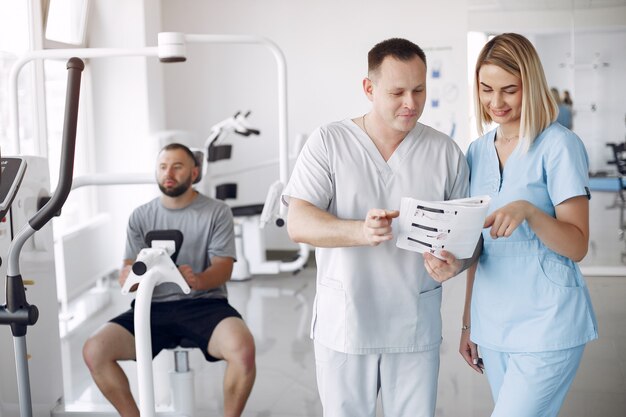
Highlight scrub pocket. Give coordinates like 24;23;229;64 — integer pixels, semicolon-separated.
538;254;580;288
415;286;443;349
313;277;346;351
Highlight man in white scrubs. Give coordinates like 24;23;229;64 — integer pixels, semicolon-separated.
283;38;475;417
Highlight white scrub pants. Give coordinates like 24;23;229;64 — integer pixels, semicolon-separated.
481;345;585;417
314;341;440;417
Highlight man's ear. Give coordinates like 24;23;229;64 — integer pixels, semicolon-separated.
191;166;200;182
363;77;374;101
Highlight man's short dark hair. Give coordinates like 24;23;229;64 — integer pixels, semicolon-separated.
368;38;427;76
160;143;198;166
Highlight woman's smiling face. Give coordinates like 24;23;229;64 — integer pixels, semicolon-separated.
478;64;523;128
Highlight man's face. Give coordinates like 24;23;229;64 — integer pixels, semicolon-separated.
366;56;427;134
156;149;197;197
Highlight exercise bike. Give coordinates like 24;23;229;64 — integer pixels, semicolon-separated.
0;56;197;417
202;111;310;280
0;57;84;417
69;110;310;283
121;230;198;417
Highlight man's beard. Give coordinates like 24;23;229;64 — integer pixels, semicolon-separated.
158;176;192;197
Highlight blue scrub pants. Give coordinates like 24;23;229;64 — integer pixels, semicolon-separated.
481;345;585;417
314;341;440;417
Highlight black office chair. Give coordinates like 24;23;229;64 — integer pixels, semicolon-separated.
606;142;626;202
606;142;626;263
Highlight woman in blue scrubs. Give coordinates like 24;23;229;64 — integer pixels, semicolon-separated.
459;33;598;417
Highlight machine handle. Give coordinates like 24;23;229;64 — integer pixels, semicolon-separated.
29;57;84;230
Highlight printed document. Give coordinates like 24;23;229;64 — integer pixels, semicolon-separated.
396;196;491;260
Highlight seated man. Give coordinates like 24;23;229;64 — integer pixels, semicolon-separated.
83;143;255;417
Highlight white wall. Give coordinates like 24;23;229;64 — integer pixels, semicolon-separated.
83;2;625;252
159;0;470;249
469;5;626;34
85;0;165;262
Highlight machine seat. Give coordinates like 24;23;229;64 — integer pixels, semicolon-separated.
177;338;196;349
231;204;264;217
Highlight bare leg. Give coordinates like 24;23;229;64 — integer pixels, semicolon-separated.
83;323;139;417
208;317;256;417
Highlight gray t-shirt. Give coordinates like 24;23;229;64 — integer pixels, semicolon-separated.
124;192;236;302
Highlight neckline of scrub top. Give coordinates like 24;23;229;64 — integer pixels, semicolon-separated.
345;119;425;180
489;128;522;192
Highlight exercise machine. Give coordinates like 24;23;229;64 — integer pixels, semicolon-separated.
0;57;84;417
0;157;27;220
7;32;308;286
202;111;310;280
204;110;260;163
122;230;196;417
3;32;307;414
1;57;198;417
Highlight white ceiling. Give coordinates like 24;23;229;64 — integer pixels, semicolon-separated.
469;0;626;11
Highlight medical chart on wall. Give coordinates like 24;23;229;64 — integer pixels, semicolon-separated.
396;196;491;260
421;46;460;140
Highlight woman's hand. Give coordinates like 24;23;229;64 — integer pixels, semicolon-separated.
483;200;533;239
459;329;483;374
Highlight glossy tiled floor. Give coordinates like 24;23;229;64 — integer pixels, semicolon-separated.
57;263;625;416
51;188;626;416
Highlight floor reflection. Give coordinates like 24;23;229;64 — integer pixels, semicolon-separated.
59;272;321;417
58;252;625;416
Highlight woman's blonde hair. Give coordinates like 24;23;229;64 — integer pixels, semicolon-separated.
474;33;558;149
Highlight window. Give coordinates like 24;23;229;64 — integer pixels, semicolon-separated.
0;0;95;233
43;0;95;231
45;0;89;46
0;1;35;155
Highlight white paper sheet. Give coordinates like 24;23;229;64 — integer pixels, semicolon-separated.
396;195;491;260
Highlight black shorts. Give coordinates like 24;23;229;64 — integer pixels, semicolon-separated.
109;297;242;362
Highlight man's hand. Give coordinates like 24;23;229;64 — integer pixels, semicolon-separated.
362;209;400;246
118;264;138;292
423;250;462;283
179;264;200;290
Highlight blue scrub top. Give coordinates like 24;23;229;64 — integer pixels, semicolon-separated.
467;123;598;352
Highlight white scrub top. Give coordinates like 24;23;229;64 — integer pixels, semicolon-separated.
467;123;598;352
283;119;469;354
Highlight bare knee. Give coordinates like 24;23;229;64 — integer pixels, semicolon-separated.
83;324;134;373
222;330;256;373
83;335;107;373
237;334;256;372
